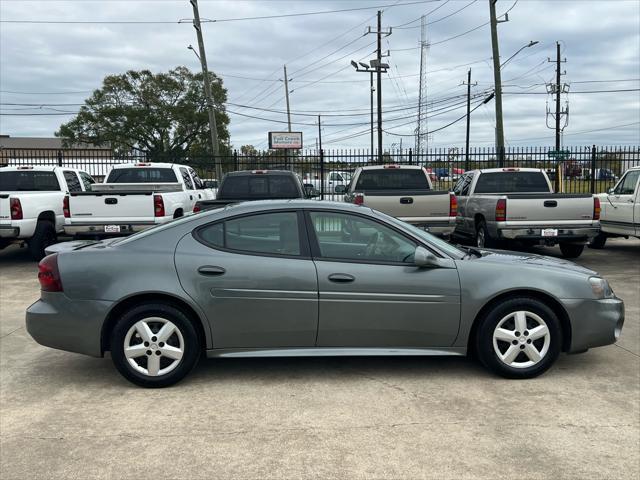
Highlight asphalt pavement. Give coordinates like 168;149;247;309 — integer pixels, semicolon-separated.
1;238;638;479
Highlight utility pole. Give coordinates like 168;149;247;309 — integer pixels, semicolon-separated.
546;41;568;192
190;0;221;182
370;71;374;157
317;115;322;152
488;0;507;166
462;69;477;170
376;11;383;163
283;65;292;133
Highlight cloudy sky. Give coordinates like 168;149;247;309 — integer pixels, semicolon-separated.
1;0;639;151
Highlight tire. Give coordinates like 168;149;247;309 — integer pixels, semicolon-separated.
559;243;584;259
28;221;56;261
476;220;497;248
110;303;201;388
474;297;562;379
589;233;607;249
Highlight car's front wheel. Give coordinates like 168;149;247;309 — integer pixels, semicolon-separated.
475;297;562;379
110;303;201;388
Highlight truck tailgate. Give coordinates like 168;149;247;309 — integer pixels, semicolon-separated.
362;190;451;219
68;192;155;223
0;195;10;226
505;194;594;222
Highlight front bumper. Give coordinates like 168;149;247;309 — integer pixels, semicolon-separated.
64;222;155;237
25;292;112;357
499;226;599;243
563;296;625;352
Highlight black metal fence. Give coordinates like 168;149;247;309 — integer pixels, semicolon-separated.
2;145;638;200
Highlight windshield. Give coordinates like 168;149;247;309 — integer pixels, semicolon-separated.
106;168;178;183
374;211;465;259
111;210;218;245
0;171;61;191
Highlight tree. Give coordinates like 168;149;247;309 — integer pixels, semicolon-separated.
56;66;230;160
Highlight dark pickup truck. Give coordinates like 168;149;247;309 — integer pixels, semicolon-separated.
194;170;318;212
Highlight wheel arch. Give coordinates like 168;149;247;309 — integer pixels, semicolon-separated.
37;210;56;224
101;292;208;354
173;208;184;219
474;213;485;229
467;289;572;354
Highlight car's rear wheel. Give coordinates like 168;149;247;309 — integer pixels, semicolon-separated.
475;297;562;379
476;220;497;248
28;221;56;260
589;233;607;249
110;303;201;388
559;243;584;258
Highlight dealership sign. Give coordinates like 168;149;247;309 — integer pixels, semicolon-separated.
268;132;303;149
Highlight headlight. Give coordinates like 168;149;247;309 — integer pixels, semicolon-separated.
589;277;614;299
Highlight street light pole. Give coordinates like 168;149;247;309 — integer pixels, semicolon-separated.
190;0;222;183
370;71;374;156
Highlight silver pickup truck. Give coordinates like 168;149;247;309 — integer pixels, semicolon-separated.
453;168;600;258
343;165;457;236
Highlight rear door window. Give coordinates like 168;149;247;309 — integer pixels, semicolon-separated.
474;172;550;193
180;167;194;190
354;169;430;191
78;171;96;191
197;211;301;256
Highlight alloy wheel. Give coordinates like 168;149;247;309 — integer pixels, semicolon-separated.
492;310;550;369
124;317;184;376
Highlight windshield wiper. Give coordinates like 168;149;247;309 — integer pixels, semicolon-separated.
457;244;483;259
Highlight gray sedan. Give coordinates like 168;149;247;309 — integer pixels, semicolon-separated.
26;200;624;387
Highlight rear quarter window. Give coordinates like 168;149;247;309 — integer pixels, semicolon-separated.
355;169;430;191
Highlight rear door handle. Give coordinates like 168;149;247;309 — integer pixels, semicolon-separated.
328;273;355;283
197;265;226;276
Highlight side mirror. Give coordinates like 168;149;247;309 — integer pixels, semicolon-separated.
304;185;320;198
334;185;346;194
413;246;443;268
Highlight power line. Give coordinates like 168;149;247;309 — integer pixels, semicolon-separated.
391;0;453;28
394;0;478;29
0;1;439;24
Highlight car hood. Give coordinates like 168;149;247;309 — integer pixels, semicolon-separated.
470;248;597;276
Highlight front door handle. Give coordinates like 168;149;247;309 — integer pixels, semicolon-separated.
328;273;355;283
198;265;226;276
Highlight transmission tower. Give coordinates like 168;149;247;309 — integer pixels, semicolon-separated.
415;15;429;154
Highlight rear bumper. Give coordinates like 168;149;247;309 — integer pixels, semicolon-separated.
0;225;19;238
401;218;456;236
64;222;156;236
498;225;599;243
25;292;112;357
562;296;625;352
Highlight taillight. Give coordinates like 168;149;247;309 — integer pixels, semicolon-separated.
38;254;63;292
354;193;365;206
154;195;165;217
593;197;601;220
10;198;23;220
63;196;70;218
449;194;458;217
495;198;507;222
193;204;201;213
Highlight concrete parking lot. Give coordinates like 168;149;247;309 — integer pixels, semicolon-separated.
1;239;638;479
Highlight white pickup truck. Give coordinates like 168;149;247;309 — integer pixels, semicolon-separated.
64;162;214;237
306;170;353;195
453;168;600;258
0;165;95;259
591;166;640;248
343;165;457;236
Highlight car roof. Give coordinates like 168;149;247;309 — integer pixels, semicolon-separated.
0;165;85;173
469;167;544;174
111;162;177;169
221;199;366;213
